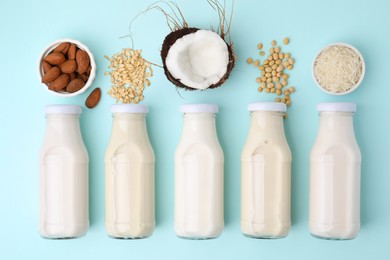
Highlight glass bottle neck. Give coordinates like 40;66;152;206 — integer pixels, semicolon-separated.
181;113;217;140
318;112;355;135
45;114;80;131
111;113;148;140
249;111;285;134
112;113;146;121
44;114;82;142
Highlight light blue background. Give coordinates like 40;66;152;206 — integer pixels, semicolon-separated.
0;0;389;259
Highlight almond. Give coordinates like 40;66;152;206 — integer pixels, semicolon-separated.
79;73;88;82
59;60;77;73
42;66;61;83
76;50;90;74
66;78;85;93
41;60;52;74
61;43;70;54
86;65;92;76
85;87;101;108
48;74;70;91
69;72;77;81
68;44;76;59
44;52;66;65
53;42;69;53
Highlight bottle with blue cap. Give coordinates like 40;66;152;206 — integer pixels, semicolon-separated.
240;102;292;239
104;104;155;239
309;102;361;240
38;105;89;239
174;104;224;239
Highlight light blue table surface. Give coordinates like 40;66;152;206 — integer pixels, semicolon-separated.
1;0;389;259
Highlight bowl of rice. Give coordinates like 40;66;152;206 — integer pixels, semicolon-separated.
312;42;365;95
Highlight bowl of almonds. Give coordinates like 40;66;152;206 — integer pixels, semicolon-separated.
38;39;96;97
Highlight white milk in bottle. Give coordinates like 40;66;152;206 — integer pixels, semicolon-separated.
309;102;361;240
105;104;155;239
38;105;89;239
241;102;291;238
174;104;224;239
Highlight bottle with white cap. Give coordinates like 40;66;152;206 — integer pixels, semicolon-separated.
309;102;361;240
38;105;89;239
174;104;224;239
240;102;292;238
104;104;155;239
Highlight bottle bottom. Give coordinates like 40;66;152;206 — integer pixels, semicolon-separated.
174;222;223;240
105;221;155;239
310;233;357;241
176;234;220;240
242;233;288;239
240;220;290;239
108;234;152;240
40;235;83;240
39;222;88;239
309;222;360;240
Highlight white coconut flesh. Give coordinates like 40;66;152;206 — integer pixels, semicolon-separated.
165;30;230;90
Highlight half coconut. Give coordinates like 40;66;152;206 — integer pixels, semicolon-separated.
161;27;235;90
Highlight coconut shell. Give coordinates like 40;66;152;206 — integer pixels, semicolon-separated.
161;27;235;91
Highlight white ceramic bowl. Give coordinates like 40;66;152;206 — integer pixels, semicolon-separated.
312;42;365;95
37;38;96;97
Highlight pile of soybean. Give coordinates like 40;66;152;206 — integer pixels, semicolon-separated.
247;38;296;118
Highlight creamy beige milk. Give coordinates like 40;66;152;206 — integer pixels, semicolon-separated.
39;105;89;239
105;105;155;239
309;103;361;240
240;103;291;238
174;104;224;239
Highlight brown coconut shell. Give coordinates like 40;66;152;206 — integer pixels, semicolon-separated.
161;27;235;91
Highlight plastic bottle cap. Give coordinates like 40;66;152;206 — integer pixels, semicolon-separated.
317;102;356;112
44;105;82;114
110;104;149;113
180;104;219;113
248;102;287;112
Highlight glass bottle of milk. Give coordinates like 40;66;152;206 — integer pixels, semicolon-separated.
309;102;361;240
105;104;155;239
38;105;89;239
240;102;291;238
174;104;224;239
